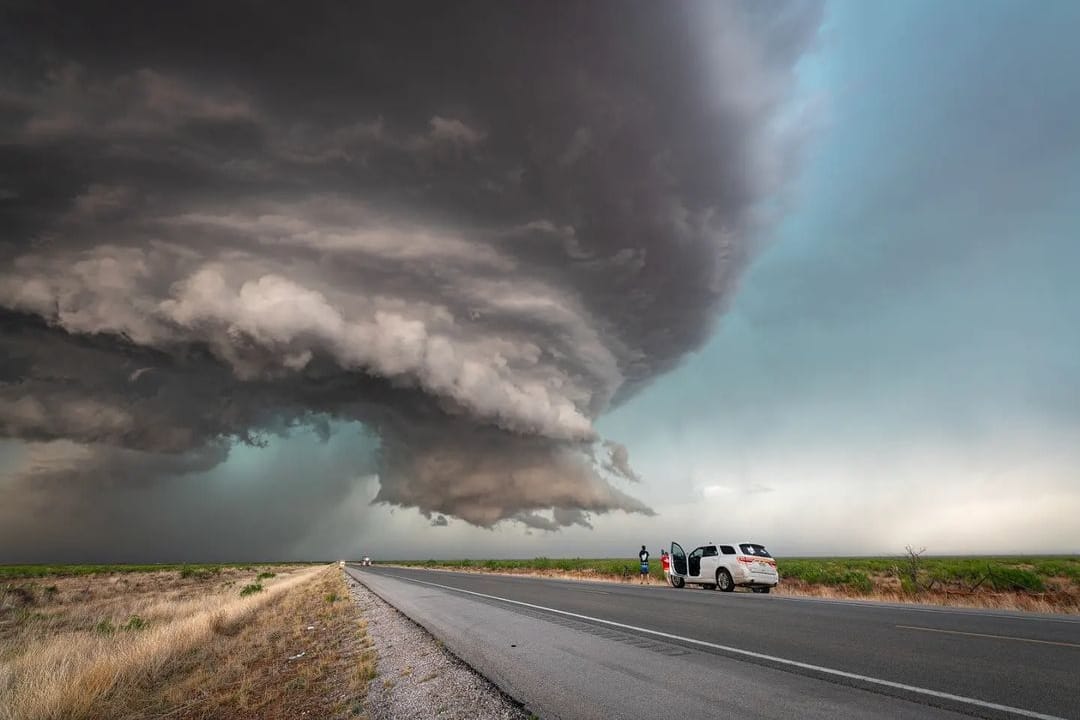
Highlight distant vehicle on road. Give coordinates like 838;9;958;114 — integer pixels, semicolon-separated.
362;557;372;567
668;541;778;593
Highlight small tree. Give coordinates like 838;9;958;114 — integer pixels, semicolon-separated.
897;545;934;593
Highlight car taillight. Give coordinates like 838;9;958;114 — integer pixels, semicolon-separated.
737;557;754;564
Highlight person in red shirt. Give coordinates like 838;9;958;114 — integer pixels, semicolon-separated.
661;549;671;585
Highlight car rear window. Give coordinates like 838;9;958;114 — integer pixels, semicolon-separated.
740;544;772;558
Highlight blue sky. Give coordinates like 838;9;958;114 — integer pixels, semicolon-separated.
590;0;1080;556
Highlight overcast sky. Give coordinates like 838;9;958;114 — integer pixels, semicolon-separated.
1;1;1077;562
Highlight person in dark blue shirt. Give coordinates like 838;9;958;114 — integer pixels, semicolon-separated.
638;545;650;584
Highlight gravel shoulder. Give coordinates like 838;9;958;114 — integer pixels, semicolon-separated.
344;570;530;720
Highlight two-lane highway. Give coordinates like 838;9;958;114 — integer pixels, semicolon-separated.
348;565;1079;719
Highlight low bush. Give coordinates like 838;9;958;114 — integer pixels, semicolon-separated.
985;567;1044;592
239;583;264;597
179;565;223;580
123;615;147;631
3;584;37;606
778;561;873;592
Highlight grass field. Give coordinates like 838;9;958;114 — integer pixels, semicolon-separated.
0;563;371;720
0;563;317;580
379;555;1080;612
777;556;1080;593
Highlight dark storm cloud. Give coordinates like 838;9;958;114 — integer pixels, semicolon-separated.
0;0;821;550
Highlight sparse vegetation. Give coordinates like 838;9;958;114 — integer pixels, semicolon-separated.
179;565;222;580
0;563;309;580
0;564;371;720
778;554;1060;594
257;571;276;580
239;582;264;597
123;615;147;631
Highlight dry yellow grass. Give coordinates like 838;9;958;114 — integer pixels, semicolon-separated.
0;565;372;720
773;577;1080;614
2;567;280;658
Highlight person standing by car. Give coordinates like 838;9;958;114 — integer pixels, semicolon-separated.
638;545;650;584
661;549;671;584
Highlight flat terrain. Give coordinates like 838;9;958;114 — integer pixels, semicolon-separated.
0;564;370;720
351;565;1080;720
0;563;317;580
383;555;1080;613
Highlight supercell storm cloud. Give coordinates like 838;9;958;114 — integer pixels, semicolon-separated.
0;2;821;533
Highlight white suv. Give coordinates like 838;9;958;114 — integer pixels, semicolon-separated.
668;541;779;593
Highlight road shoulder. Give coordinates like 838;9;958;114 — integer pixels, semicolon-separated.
344;569;529;720
351;567;975;720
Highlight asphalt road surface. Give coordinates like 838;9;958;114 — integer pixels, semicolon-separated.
346;566;1079;720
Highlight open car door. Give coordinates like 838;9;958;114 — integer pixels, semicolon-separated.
670;542;687;588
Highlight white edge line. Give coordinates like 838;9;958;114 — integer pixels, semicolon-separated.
766;594;1080;625
370;569;1067;720
375;564;1080;625
895;625;1080;649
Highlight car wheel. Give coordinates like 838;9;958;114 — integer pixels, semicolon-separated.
716;569;734;592
671;576;685;588
752;587;771;594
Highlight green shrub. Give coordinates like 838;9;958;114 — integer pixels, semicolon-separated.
775;561;872;592
179;566;219;580
240;583;264;597
95;619;116;635
986;567;1044;592
1028;558;1080;583
257;572;276;580
123;615;147;631
326;592;340;603
834;571;873;593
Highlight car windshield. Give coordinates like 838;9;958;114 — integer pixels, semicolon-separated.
740;544;772;558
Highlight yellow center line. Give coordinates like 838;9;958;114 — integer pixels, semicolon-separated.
896;625;1080;648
